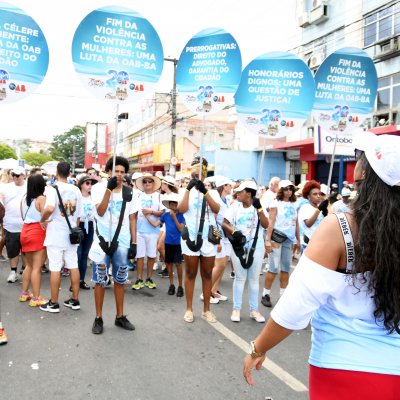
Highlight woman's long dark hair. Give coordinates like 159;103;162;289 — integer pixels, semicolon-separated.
353;153;400;334
26;175;46;206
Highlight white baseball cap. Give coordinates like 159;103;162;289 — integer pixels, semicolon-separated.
353;131;400;187
320;184;328;195
11;166;26;175
212;175;233;188
341;188;352;197
234;180;258;192
278;179;294;189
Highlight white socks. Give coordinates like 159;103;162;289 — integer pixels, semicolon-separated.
263;288;271;296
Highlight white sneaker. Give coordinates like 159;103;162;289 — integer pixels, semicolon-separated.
230;310;241;322
250;311;266;323
153;263;159;271
7;270;18;283
212;291;228;301
200;293;219;304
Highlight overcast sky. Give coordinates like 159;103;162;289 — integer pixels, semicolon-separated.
0;0;301;142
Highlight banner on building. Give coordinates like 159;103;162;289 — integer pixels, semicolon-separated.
235;51;315;139
72;6;163;103
0;2;49;104
313;47;377;134
176;28;242;115
314;125;359;156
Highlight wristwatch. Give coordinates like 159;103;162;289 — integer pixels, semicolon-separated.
249;340;265;358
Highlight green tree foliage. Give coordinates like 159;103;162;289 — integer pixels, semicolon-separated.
49;126;85;168
0;144;17;160
22;152;52;167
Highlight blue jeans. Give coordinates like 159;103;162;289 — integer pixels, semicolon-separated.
77;221;94;281
232;245;264;312
92;246;129;285
268;238;293;273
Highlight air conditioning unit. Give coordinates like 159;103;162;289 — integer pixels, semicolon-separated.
374;37;399;60
309;51;325;69
309;0;329;24
298;12;310;27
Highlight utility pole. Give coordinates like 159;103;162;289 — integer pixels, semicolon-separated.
72;142;76;174
164;57;178;176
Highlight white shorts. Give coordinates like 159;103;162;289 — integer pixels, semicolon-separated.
181;237;217;258
216;238;232;259
47;245;79;272
137;232;158;258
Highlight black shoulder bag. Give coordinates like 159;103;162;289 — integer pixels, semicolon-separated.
181;197;206;252
238;214;261;269
54;185;84;245
96;185;132;256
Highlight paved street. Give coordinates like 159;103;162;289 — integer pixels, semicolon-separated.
0;259;310;400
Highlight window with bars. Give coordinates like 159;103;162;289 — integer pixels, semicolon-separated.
364;3;400;47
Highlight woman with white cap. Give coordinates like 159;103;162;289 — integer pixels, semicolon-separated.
243;132;400;398
223;180;269;323
262;180;300;308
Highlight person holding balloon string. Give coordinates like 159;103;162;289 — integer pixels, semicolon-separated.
177;156;220;324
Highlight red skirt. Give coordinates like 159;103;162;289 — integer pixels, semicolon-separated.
309;365;400;400
20;222;46;252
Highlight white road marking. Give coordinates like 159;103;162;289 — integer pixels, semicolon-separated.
210;321;308;392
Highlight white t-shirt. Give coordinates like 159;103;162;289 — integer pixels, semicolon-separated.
261;189;276;214
184;188;219;240
136;191;164;235
91;182;138;248
224;202;262;249
44;182;83;247
298;202;323;245
216;194;229;237
270;199;297;242
0;182;27;232
331;200;351;214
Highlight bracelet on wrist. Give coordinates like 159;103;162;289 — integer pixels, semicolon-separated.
257;208;263;213
204;191;209;197
106;188;112;193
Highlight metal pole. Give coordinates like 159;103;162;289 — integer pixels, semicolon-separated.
95;123;99;164
194;113;206;235
326;132;338;195
257;142;267;190
167;58;178;177
108;104;119;245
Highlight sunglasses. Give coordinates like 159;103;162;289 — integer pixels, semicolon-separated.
11;173;21;178
354;149;363;161
282;187;293;191
143;179;154;184
84;181;92;185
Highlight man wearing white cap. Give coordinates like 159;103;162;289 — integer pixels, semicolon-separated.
331;187;352;213
0;166;27;282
